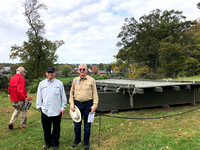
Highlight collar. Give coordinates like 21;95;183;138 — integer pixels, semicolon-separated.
79;75;88;80
46;78;55;83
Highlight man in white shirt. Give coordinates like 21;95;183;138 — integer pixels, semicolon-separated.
36;67;67;150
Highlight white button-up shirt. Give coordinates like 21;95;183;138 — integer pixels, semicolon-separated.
36;78;67;117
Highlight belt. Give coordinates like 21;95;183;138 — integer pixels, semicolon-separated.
75;99;93;103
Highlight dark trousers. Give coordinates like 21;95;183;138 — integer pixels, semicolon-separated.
74;100;93;146
41;112;62;146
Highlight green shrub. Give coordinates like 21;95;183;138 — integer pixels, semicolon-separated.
90;74;110;80
0;92;8;98
0;75;9;88
143;72;162;79
28;78;44;93
57;76;76;84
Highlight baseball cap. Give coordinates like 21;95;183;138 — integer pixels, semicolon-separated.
16;66;26;72
46;67;55;72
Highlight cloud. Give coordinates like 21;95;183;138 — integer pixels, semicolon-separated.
0;0;199;64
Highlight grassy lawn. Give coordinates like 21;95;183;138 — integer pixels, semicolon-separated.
56;76;76;84
173;75;200;81
1;75;200;150
1;93;200;150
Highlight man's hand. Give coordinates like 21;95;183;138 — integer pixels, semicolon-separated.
90;105;96;114
60;110;64;115
27;96;33;101
71;105;75;112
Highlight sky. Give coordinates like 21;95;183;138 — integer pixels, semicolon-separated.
0;0;199;64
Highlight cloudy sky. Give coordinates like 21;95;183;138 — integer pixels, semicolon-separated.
0;0;199;64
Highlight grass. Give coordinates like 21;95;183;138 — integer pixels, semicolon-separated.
56;76;76;84
1;93;200;150
174;75;200;81
1;75;200;150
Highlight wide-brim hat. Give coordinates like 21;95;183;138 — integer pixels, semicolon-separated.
69;105;81;122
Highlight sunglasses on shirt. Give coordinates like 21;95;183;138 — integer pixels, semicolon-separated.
79;68;86;71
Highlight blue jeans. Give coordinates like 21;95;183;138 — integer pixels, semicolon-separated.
74;100;93;146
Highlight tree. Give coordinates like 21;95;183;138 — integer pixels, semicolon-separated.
113;67;120;73
159;36;186;78
0;75;9;89
197;2;200;9
98;63;105;70
10;0;64;79
59;64;72;77
116;9;196;76
92;66;99;74
183;23;200;76
105;64;112;74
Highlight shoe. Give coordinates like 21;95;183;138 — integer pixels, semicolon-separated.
53;145;59;150
85;145;90;150
20;125;28;129
70;142;81;149
8;123;13;130
44;145;51;150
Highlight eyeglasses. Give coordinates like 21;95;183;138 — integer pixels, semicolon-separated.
47;71;54;73
79;68;86;71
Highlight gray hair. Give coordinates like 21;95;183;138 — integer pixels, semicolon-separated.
79;64;87;69
16;70;23;74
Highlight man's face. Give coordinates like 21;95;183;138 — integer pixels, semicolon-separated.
21;71;26;77
46;71;55;81
79;65;87;78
